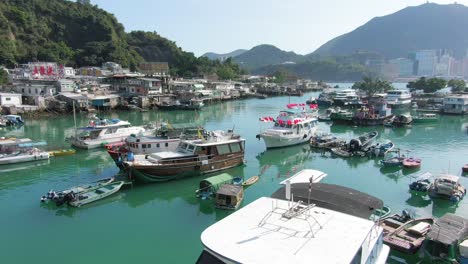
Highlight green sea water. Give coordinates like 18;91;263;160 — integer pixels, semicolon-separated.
1;92;467;264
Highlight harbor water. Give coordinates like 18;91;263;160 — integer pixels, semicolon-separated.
1;91;467;263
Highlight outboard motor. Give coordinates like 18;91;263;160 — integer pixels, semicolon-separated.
349;139;362;152
255;134;261;140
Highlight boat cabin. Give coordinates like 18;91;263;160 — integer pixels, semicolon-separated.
197;173;234;197
422;213;468;263
215;184;244;210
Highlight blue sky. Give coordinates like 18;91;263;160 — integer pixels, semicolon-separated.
91;0;464;56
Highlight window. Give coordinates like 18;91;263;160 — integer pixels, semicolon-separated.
156;143;160;148
216;144;231;155
147;144;151;148
5;98;11;101
187;144;195;151
229;143;241;153
165;142;169;147
142;144;146;149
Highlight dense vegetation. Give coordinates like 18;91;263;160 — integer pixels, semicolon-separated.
407;77;447;93
231;44;303;71
352;77;392;96
0;0;243;78
313;3;468;58
447;79;467;92
0;68;7;84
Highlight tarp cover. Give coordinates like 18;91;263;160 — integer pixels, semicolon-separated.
426;213;468;246
271;183;383;219
200;173;234;191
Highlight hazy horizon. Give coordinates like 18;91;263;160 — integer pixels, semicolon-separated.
90;0;465;56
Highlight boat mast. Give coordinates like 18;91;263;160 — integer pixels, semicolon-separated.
73;100;77;138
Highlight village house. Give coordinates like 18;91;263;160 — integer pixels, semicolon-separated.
56;93;89;110
88;95;120;110
56;79;76;93
442;94;468;115
127;78;162;95
0;93;22;106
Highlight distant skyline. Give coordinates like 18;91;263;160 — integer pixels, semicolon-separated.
90;0;466;56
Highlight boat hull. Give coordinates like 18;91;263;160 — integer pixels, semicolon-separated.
126;154;245;183
0;152;50;165
262;133;313;149
70;136;128;149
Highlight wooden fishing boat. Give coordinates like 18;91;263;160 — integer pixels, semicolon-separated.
403;158;421;168
215;184;244;210
242;175;259;187
330;147;352;158
49;149;76;156
378;210;413;236
383;217;434;254
421;214;468;263
68;181;124;207
428;174;466;203
42;177;115;204
392;114;413;126
123;130;245;183
196;173;235;199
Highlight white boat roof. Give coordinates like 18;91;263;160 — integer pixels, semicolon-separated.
201;197;380;264
183;137;245;147
279;169;327;185
148;151;191;159
437;174;460;182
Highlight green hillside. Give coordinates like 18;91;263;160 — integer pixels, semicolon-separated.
0;0;242;78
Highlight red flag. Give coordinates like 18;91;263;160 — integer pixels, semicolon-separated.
310;104;318;109
39;66;45;75
33;67;38;74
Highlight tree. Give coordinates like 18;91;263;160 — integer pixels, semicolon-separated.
352;76;392;96
448;79;466;93
407;77;446;93
0;68;7;84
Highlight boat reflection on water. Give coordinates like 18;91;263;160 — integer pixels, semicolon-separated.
431;198;459;218
256;144;313;178
405;191;432;208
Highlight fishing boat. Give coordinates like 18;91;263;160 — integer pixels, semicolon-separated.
41;177;114;203
369;205;391;221
333;89;360;107
413;113;438;123
330;147;353;158
0;138;49;165
463;164;468;174
256;104;318;149
428;174;466;203
378;210;413;236
305;96;317;105
377;141;395;157
316;92;334;106
329;109;354;124
196;173;235;198
310;134;345;149
381;150;404;167
348;131;379;152
123;130;245;183
158;99;204;110
68;116;149;149
392;114;413;126
214;184;244;210
68;181;124;207
256;94;268;99
318;108;336;121
242;175;259;187
383;217;434;254
48;149;76;156
421;214;468;264
0;115;24;127
403;158;422;168
106;124;207;169
353;101;393;126
409;172;433;192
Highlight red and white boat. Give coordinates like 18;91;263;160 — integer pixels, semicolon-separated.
403;158;422;168
256;104;318;149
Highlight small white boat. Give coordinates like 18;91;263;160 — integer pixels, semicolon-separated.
68;181;124;207
0;138;49;165
68;117;149;149
0;148;50;165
